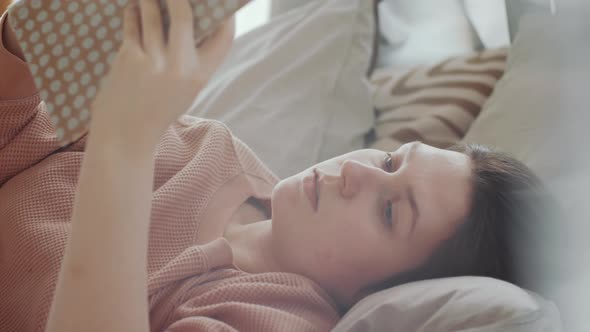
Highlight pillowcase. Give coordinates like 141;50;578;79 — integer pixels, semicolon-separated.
366;48;507;152
333;277;563;332
187;0;378;178
505;0;556;41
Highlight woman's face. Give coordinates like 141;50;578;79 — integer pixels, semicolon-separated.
270;142;473;300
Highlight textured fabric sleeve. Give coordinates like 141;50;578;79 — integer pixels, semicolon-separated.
0;11;64;187
164;317;234;332
161;273;339;332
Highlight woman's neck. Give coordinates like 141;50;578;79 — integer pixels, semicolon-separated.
223;219;283;274
224;219;362;311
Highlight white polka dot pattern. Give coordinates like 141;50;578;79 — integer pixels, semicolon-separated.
7;0;250;147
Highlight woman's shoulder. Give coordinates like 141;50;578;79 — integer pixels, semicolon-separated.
175;115;231;132
159;269;340;331
174;115;280;183
167;116;237;155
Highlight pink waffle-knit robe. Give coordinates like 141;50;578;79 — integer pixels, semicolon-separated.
0;11;339;332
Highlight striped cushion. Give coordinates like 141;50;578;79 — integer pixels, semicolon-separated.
367;48;508;151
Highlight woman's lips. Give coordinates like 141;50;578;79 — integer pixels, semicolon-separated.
303;169;318;212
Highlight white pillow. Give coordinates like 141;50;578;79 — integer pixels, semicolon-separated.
375;0;478;70
333;277;562;332
463;0;510;48
187;0;377;178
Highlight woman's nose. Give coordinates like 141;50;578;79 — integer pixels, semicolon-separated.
339;159;383;199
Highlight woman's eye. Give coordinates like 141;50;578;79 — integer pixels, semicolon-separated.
384;200;394;228
382;153;395;228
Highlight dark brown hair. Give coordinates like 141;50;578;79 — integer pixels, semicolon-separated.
363;142;550;295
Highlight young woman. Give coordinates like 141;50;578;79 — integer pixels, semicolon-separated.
0;1;545;331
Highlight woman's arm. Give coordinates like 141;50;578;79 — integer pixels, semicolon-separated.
45;1;235;330
45;129;156;332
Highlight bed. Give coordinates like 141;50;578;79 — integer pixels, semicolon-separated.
189;0;588;331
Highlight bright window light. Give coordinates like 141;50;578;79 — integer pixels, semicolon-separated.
235;0;271;38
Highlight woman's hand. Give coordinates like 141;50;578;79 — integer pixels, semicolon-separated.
90;0;235;147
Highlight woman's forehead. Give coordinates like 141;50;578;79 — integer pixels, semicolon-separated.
411;148;473;232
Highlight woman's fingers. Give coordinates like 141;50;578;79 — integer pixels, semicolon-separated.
198;16;235;54
166;0;195;54
122;1;141;49
196;16;235;72
138;0;165;58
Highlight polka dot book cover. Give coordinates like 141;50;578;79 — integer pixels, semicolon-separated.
6;0;250;147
